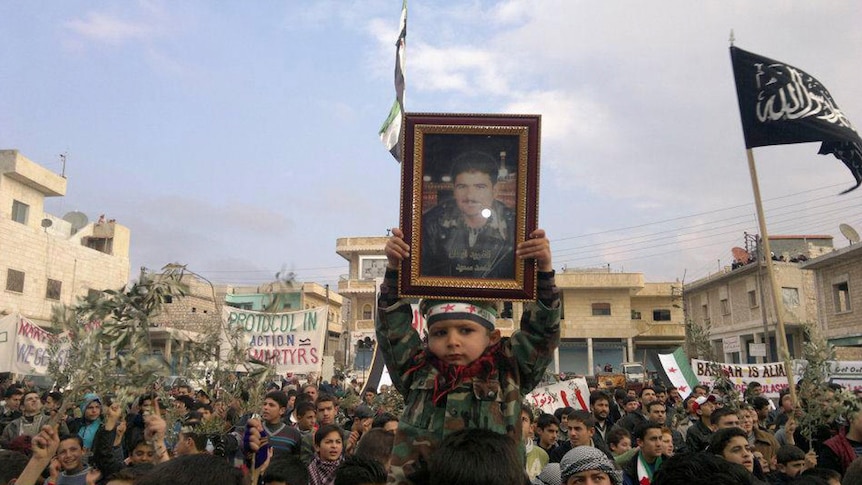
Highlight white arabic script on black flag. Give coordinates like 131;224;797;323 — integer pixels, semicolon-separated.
730;46;862;193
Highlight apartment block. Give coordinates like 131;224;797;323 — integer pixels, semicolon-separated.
0;150;130;326
801;242;862;359
556;269;685;375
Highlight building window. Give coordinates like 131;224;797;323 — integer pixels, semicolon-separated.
720;298;730;315
782;287;800;307
6;269;24;293
702;304;709;318
164;295;173;304
833;282;851;313
653;309;671;321
191;307;197;313
11;200;29;225
46;279;62;300
748;290;758;308
362;304;373;320
591;303;611;316
631;310;642;320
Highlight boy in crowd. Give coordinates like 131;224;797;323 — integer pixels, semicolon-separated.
766;445;807;484
379;227;559;484
622;423;668;485
559;446;623;485
522;404;549;480
535;413;561;455
550;410;614;463
245;391;303;463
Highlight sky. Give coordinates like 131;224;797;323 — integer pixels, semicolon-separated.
2;1;861;289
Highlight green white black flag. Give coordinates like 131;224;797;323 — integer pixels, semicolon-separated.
379;0;407;163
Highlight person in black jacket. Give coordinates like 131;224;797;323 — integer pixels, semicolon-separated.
685;395;717;453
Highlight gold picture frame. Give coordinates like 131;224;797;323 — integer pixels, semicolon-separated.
398;113;541;301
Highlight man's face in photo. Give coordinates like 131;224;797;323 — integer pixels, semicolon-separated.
453;170;496;222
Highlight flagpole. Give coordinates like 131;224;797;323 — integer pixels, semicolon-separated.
745;148;798;406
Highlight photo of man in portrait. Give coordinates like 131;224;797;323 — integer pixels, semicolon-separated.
420;149;516;279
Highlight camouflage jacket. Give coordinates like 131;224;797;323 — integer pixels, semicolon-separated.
376;269;561;485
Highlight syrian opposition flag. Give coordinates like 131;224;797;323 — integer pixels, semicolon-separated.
730;46;862;193
657;347;699;400
379;0;407;163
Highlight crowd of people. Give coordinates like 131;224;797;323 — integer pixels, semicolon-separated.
1;226;860;485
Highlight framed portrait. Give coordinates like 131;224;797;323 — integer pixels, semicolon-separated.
398;113;541;301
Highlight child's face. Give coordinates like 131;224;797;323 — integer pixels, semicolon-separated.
298;410;317;431
778;459;805;477
427;319;500;366
316;431;343;462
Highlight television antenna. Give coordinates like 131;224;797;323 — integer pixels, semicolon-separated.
839;223;860;245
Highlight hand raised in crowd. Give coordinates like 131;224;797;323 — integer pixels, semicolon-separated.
104;401;122;431
804;449;817;470
385;227;410;270
15;426;61;485
144;412;167;442
31;425;60;461
785;417;798;445
246;416;265;451
516;228;553;272
85;468;102;485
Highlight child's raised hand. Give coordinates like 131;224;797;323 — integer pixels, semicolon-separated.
386;227;410;269
516;229;552;272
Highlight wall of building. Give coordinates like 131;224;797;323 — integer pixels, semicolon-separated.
0;151;130;324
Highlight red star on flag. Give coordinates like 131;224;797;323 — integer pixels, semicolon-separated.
678;386;687;392
640;478;651;485
466;305;477;313
442;304;456;312
668;367;678;373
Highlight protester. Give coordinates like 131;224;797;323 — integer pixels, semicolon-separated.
559;445;622;485
67;393;102;451
135;454;243;485
307;424;345;485
333;455;386;485
378;227;559;484
354;428;394;473
523;404;549;480
0;390;68;448
427;428;527;485
536;413;562;455
685;395;717;453
622;423;668;485
653;452;760;485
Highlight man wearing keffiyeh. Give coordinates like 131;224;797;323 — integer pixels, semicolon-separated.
560;445;623;485
377;227;560;485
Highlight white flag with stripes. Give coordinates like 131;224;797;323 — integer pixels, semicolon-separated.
379;0;407;163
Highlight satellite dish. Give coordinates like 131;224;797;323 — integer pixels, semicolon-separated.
731;247;750;263
839;223;861;244
40;218;53;228
62;211;89;234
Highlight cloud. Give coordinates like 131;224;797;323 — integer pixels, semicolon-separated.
65;11;153;45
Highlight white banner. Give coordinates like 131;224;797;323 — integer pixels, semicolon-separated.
223;306;327;374
0;314;71;376
692;359;792;398
527;377;591;414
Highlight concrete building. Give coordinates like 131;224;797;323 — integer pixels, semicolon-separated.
683;235;831;364
0;150;130;326
801;242;862;359
556;268;685;375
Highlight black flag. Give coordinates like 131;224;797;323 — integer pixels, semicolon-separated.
730;46;862;193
